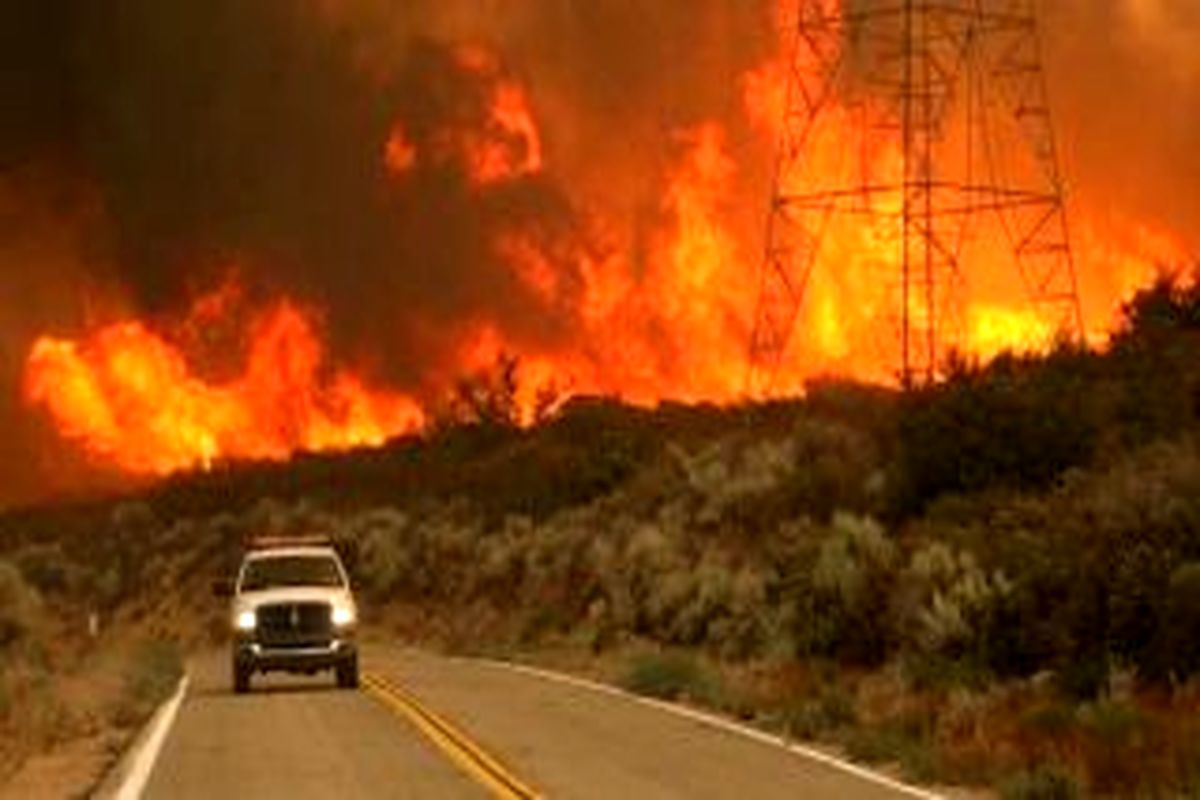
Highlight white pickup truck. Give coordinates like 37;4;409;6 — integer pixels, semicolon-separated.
215;537;359;693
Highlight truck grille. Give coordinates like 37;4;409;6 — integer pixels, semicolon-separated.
256;602;333;648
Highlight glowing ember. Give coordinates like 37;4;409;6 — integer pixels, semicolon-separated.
383;125;417;176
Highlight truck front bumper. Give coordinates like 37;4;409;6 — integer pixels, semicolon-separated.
235;637;357;674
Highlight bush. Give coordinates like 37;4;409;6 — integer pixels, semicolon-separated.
999;766;1080;800
114;639;184;727
674;416;882;528
842;722;937;781
111;500;160;539
1078;698;1143;747
0;560;41;648
619;650;720;705
13;544;74;595
1075;698;1162;793
919;437;1200;688
1019;701;1077;740
895;542;1012;671
894;346;1101;514
677;436;798;525
1054;439;1200;684
437;353;523;431
785;417;883;520
777;684;859;739
806;514;897;663
1161;562;1200;680
1109;274;1200;444
349;508;412;597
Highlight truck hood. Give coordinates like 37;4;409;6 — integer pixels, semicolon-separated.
234;586;355;617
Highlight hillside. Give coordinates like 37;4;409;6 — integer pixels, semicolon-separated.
2;273;1199;797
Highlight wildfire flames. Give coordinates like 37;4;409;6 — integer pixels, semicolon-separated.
19;5;1194;478
24;283;424;475
385;45;544;186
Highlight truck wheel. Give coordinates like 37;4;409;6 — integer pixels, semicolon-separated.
233;664;252;694
336;656;359;689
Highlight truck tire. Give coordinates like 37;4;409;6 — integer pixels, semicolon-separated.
233;663;252;694
336;656;359;689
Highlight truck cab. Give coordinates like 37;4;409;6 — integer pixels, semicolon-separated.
219;537;359;693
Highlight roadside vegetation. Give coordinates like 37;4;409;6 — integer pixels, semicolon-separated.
1;270;1198;796
0;502;213;785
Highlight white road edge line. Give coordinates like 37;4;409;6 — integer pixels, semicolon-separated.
468;658;943;800
113;672;190;800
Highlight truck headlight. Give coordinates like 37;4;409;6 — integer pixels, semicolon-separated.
332;606;355;627
235;610;257;631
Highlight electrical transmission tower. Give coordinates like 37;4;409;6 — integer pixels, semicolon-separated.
748;0;1085;390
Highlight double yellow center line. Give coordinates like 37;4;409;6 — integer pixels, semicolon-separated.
362;673;542;799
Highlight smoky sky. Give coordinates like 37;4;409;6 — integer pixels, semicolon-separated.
58;1;600;383
2;0;772;377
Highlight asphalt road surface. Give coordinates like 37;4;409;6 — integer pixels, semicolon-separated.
133;645;932;799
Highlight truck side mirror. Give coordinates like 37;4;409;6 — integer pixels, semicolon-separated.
212;578;234;598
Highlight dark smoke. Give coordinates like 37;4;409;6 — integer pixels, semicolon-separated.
4;0;770;375
63;2;596;389
0;0;772;502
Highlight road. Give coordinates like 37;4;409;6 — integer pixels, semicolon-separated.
129;645;933;799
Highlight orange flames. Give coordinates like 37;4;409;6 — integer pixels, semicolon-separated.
384;45;543;186
22;32;1193;478
24;286;423;475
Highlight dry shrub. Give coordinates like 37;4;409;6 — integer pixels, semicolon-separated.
619;650;722;706
808;514;896;663
932;688;1015;784
112;639;183;729
349;508;412;596
677;437;797;525
0;561;41;649
12;545;75;596
1076;698;1174;795
999;766;1080;800
896;542;1012;661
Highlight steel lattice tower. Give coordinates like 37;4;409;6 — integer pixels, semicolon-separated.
748;0;1085;390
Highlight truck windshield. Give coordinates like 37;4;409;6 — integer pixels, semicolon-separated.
240;555;344;591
